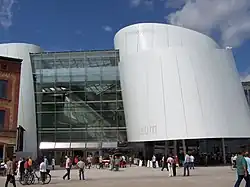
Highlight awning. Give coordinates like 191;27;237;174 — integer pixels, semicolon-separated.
55;142;70;149
102;142;117;148
39;141;117;150
39;142;55;149
86;142;101;149
71;142;86;149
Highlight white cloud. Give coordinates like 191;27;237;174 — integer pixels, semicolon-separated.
166;0;250;47
102;25;112;32
130;0;141;7
0;0;15;29
130;0;154;8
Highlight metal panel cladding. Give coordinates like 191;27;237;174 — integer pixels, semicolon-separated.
114;23;250;142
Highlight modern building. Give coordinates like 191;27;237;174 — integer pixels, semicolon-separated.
31;50;126;159
0;23;249;162
0;56;22;159
115;23;250;142
242;76;250;106
0;43;43;158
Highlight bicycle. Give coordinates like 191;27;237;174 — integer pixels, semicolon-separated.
31;169;51;185
19;169;51;185
19;172;33;185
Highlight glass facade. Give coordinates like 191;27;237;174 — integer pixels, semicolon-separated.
243;82;250;106
31;50;127;146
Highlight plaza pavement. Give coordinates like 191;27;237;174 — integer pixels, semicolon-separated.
0;166;240;187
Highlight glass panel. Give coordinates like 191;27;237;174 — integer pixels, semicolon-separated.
40;132;56;142
0;110;5;129
55;131;71;142
0;80;8;99
39;113;56;128
31;50;124;145
118;130;127;142
70;130;86;142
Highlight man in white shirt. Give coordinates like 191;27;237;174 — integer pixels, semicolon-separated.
190;155;195;169
77;158;85;180
63;156;71;180
232;154;237;169
40;161;46;184
183;152;190;176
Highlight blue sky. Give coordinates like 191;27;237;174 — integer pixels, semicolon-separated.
0;0;249;74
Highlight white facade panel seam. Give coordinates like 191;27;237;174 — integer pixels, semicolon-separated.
175;55;188;138
160;57;168;138
189;55;205;135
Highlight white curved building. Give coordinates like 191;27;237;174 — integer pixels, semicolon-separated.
0;43;43;157
114;23;250;142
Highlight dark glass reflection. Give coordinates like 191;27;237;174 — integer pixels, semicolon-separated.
32;50;127;144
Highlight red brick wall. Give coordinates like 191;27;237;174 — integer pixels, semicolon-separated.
0;60;21;136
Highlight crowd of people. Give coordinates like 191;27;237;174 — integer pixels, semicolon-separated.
4;150;250;186
157;152;195;177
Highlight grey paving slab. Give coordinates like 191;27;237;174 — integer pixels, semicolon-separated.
0;166;241;187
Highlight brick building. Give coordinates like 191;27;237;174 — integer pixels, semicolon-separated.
0;56;22;160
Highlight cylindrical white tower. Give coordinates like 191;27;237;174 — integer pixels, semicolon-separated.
0;43;43;157
114;23;250;142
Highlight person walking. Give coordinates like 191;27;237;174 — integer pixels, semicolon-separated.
5;157;16;187
19;158;25;181
234;151;249;187
39;160;46;185
63;156;72;180
183;152;190;176
129;156;132;167
244;152;250;187
152;155;156;168
51;158;55;170
167;156;174;177
190;154;195;169
77;158;85;180
161;155;169;171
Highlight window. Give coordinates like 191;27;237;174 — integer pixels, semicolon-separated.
0;80;8;99
0;110;5;129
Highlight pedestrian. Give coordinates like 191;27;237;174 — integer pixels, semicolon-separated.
167;156;174;177
172;156;177;176
161;155;169;171
190;154;195;169
63;156;71;180
51;158;55;170
183;152;190;176
77;158;85;180
244;151;250;186
152;155;156;168
39;160;46;185
5;157;16;187
234;151;249;187
129;156;132;167
19;158;25;181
